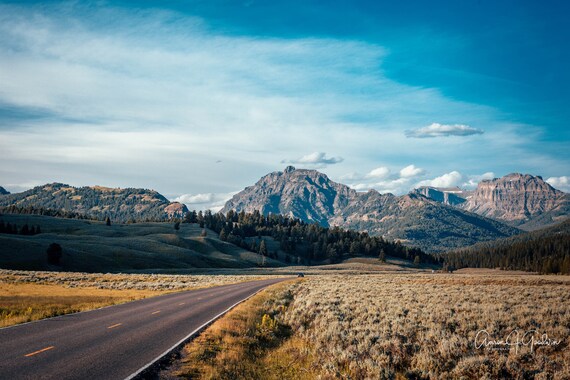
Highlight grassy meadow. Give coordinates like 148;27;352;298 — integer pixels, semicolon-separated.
170;271;570;379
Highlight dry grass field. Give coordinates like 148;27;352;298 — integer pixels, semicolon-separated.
172;272;570;379
0;269;277;327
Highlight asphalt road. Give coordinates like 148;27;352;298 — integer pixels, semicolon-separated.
0;277;288;380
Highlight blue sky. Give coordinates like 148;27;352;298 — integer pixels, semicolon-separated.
0;0;569;209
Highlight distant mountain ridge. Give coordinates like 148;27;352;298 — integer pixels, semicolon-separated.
0;183;187;223
412;186;469;206
0;186;9;195
222;166;520;252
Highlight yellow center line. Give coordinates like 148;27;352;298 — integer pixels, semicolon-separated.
107;323;122;329
151;310;161;315
25;346;55;357
178;302;185;305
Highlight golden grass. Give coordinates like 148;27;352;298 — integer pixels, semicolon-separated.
0;282;158;327
0;269;281;328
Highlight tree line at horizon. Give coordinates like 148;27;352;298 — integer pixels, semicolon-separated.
442;227;570;274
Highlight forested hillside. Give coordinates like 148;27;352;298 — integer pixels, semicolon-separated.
442;219;570;273
189;209;439;265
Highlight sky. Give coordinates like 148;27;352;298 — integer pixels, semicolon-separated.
1;0;569;211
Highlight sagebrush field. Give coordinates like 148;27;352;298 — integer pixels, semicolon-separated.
173;271;570;379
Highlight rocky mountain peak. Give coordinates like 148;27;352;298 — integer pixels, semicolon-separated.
0;186;9;195
222;167;356;226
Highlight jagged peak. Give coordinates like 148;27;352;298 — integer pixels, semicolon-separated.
283;165;296;173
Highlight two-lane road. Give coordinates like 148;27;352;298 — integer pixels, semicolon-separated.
0;277;288;380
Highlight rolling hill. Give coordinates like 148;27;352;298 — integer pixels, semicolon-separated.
0;183;187;223
0;214;283;272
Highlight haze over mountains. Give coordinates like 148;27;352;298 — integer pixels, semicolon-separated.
222;167;568;252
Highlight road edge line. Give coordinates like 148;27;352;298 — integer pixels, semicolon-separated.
123;280;283;380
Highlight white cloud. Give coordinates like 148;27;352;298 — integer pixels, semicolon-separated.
400;165;426;178
405;123;484;138
546;176;570;192
284;152;343;167
366;166;391;179
174;192;237;212
416;171;463;188
463;172;495;189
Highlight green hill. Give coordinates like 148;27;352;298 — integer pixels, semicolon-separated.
0;214;284;272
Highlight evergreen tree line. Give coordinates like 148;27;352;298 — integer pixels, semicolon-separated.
442;232;570;274
0;219;42;236
185;209;439;265
0;205;90;220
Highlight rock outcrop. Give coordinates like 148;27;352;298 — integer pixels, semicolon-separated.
461;173;568;229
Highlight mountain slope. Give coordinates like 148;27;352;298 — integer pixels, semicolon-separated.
0;183;187;223
0;186;9;195
461;173;568;230
222;167;521;252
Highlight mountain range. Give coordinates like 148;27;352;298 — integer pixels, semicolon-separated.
222;167;568;252
1;168;567;253
0;183;187;223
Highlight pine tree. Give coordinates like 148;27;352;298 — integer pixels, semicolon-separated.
259;240;268;256
379;248;386;262
106;216;111;226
